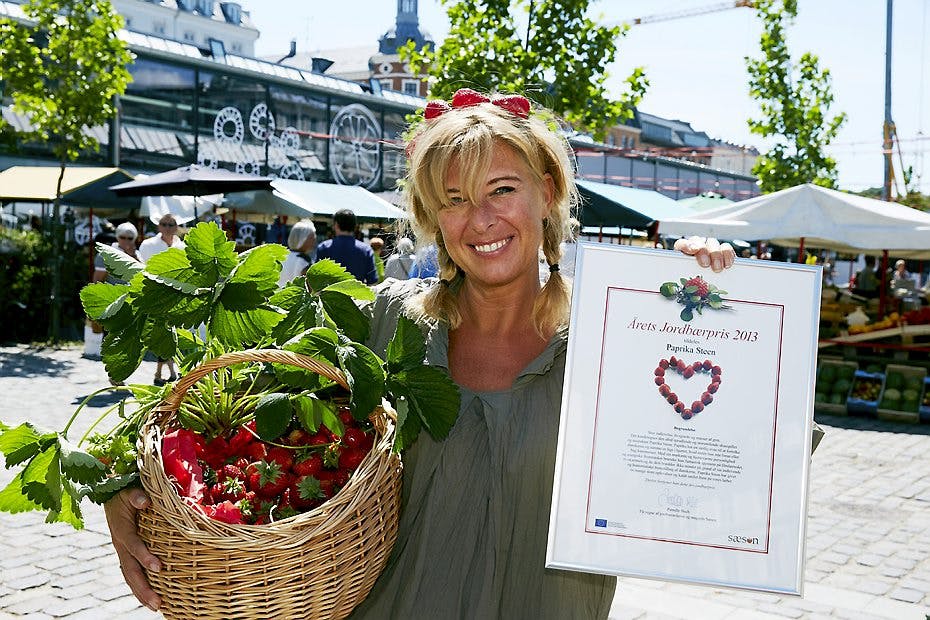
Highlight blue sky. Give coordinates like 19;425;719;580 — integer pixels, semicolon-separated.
249;1;929;194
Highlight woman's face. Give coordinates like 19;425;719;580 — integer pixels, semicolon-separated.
116;234;136;253
439;142;553;290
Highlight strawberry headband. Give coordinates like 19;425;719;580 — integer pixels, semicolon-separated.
423;88;531;120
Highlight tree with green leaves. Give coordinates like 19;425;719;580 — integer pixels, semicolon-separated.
400;0;647;140
745;0;846;193
0;0;133;342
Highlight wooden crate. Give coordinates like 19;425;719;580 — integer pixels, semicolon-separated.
878;364;926;424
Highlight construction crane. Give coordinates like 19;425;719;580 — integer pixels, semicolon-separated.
619;0;753;27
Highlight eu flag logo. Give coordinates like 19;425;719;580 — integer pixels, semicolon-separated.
594;519;607;527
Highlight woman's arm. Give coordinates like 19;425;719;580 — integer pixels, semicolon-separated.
104;488;162;611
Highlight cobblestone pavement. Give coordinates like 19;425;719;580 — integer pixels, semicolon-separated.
1;344;929;619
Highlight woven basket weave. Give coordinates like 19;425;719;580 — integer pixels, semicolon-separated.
136;349;402;620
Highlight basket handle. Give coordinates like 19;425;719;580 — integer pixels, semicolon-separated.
160;349;350;411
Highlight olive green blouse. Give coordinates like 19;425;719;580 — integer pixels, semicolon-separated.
351;280;616;619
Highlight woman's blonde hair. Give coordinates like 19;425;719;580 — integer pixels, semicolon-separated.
401;98;578;336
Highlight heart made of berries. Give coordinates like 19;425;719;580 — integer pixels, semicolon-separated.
654;357;722;420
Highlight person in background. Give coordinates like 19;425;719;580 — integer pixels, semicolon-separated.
852;255;880;299
138;213;185;264
278;219;317;288
407;243;439;279
93;222;141;284
369;236;386;282
137;213;185;386
315;209;378;284
383;237;416;281
102;89;734;618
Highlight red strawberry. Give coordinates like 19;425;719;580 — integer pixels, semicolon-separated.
293;455;323;477
339;448;366;471
342;428;367;449
685;276;709;297
291;475;324;509
266;446;295;471
203;436;230;469
244;441;268;462
219;464;246;482
233;457;250;471
308;431;332;447
249;461;292;498
228;426;255;454
491;94;530;118
287;429;312;446
338;407;354;425
423;99;450;119
451;88;489;108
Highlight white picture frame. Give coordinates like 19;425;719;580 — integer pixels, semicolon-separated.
546;243;821;595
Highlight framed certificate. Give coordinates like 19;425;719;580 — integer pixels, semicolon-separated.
546;243;821;595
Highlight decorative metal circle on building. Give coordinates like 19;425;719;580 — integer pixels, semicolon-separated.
213;106;244;145
278;161;305;181
197;154;218;169
236;222;256;245
72;217;99;246
236;160;261;176
328;104;381;189
279;127;301;156
248;103;276;142
378;62;392;74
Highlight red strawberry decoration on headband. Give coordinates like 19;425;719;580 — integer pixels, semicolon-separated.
491;95;531;118
423;100;451;120
451;88;491;108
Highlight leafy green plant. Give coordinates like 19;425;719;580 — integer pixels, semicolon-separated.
0;222;461;527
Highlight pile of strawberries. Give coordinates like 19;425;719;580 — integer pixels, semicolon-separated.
161;407;375;525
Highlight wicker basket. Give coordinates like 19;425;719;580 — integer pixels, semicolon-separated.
136;349;402;620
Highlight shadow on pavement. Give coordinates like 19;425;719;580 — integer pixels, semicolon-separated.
816;412;930;436
71;390;130;408
0;348;72;378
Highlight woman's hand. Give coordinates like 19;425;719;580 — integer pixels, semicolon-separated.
674;236;736;273
104;488;162;611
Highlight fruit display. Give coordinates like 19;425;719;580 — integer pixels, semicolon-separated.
847;371;885;416
879;366;926;414
902;306;930;326
847;312;901;335
814;361;857;407
162;408;375;525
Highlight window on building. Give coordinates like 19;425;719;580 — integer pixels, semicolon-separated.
402;0;415;13
231;42;242;53
402;79;419;96
183;31;195;42
380;79;393;92
125;17;133;29
153;21;166;35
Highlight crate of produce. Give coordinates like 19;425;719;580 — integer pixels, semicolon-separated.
878;364;926;423
847;370;885;417
814;359;857;415
920;378;930;424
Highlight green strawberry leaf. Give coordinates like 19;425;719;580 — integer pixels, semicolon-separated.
320;405;345;438
184;222;237;282
390;396;422;453
709;299;723;309
254;393;293;441
323;278;375;301
292;394;335;433
0;471;43;514
230;244;288;295
337;343;385;420
276;328;341;389
680;307;694;322
97;243;144;282
144;248;216;293
22;444;61;512
305;259;354;293
211;303;284;346
0;422;50;467
80;283;130;321
388;365;459;442
659;282;678;298
385;314;426;373
270;286;322;345
684;285;698;294
143;320;177;361
83;473;139;505
320;290;369;343
102;326;147;383
297;475;324;500
46;479;84;529
59;438;106;485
